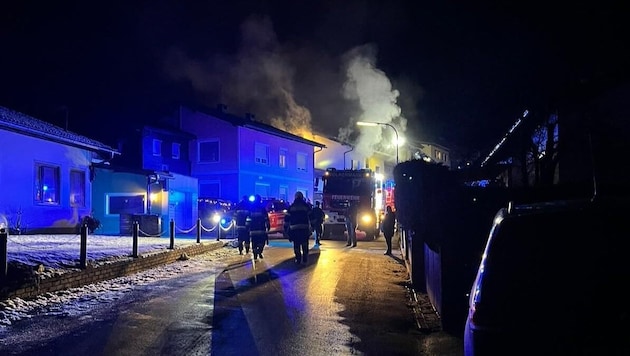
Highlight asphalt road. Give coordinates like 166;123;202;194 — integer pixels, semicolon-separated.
0;237;463;355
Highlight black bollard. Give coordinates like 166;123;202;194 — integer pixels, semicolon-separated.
196;218;201;243
79;224;87;269
132;221;139;258
169;219;174;249
0;228;7;278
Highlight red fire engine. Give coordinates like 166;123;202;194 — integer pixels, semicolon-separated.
321;168;379;240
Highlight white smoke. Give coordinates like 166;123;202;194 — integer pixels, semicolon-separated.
339;44;407;159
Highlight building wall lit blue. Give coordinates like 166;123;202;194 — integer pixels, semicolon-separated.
140;126;193;175
91;168;148;235
0;128;94;233
180;106;316;203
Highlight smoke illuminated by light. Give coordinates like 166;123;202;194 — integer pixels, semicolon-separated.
340;44;406;160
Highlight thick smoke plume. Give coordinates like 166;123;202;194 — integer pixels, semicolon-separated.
339;44;407;159
164;15;406;157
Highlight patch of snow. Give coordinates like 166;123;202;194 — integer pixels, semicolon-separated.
0;234;239;328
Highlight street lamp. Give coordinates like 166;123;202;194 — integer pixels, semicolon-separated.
356;121;399;164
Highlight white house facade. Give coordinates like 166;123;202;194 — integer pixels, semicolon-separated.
0;106;119;234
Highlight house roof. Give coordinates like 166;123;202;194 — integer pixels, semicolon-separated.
0;106;119;156
186;104;326;148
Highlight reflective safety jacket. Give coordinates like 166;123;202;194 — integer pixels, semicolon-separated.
247;203;270;236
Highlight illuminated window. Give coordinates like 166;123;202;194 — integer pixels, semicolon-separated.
34;164;60;204
107;194;145;215
279;148;287;168
255;142;269;165
199;140;219;163
172;143;181;159
296;152;307;171
70;170;85;207
152;139;162;156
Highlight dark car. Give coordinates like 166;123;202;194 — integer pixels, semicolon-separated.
464;197;630;356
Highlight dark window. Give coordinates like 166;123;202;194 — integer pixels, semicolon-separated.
297;152;307;171
199;141;219;162
172;143;181;159
200;182;220;198
70;170;85;207
108;195;145;215
255;142;269;165
152;139;162;156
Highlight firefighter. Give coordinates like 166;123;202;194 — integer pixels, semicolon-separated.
382;205;396;255
309;200;325;245
233;195;251;255
345;201;358;247
284;191;312;264
248;194;270;260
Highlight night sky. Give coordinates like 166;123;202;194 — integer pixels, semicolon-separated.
1;1;628;157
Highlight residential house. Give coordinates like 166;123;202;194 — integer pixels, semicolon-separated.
0;106;118;234
404;141;451;168
177;105;326;204
93;125;198;235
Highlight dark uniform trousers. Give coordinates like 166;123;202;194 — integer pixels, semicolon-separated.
290;228;310;263
236;226;250;253
286;201;312;263
250;231;267;258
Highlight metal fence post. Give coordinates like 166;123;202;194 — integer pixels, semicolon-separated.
169;219;175;249
80;224;87;269
1;228;8;278
196;218;201;243
132;221;139;258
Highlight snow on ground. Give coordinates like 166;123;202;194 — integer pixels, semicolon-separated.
0;234;240;328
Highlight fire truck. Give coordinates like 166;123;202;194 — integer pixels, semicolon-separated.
321;168;379;240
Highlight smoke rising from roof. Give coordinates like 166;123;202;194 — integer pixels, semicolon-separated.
339;44;407;159
164;15;406;159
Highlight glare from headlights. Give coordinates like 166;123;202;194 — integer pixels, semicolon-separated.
361;214;372;223
212;213;221;224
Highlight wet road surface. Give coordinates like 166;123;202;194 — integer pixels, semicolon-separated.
0;238;463;355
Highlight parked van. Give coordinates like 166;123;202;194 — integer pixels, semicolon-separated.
464;197;629;355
